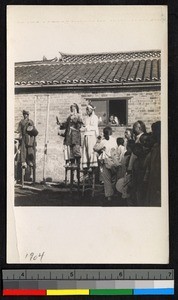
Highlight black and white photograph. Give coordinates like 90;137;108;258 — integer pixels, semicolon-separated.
13;9;162;208
7;6;168;263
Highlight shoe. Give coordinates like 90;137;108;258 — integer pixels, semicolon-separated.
64;162;70;167
22;162;27;168
71;163;78;169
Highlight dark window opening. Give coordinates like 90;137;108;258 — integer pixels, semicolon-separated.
109;100;127;126
92;99;127;126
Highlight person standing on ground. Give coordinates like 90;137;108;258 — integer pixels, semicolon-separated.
145;121;161;206
94;126;117;201
127;120;147;173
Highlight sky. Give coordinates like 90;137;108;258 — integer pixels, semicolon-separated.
7;5;167;62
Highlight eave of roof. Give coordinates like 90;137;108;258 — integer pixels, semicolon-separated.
15;50;161;88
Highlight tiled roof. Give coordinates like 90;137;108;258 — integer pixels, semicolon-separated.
15;51;161;87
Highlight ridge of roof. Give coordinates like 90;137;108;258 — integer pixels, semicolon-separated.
15;50;161;67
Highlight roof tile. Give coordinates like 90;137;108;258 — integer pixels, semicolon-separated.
15;50;161;86
136;60;146;81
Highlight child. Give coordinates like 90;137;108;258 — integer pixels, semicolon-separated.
116;137;126;163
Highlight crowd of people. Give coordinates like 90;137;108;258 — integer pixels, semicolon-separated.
93;121;161;206
58;103;161;207
15;104;161;207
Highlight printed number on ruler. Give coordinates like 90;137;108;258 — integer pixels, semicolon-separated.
25;252;45;262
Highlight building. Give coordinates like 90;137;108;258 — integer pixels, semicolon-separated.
15;50;161;182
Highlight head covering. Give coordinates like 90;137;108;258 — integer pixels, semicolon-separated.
86;104;95;111
70;103;79;113
22;110;29;115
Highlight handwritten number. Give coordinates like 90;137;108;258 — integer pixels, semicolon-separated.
38;252;45;261
30;253;34;260
25;252;45;262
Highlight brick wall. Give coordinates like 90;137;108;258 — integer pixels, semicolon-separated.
15;88;161;182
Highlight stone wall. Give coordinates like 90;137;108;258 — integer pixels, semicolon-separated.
15;87;161;182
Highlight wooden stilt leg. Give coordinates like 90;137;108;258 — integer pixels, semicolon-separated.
22;167;25;188
33;165;36;185
82;172;85;196
92;169;95;198
77;167;80;192
76;158;80;193
33;138;36;185
65;167;68;186
70;168;74;193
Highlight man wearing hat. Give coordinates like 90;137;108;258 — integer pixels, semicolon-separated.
16;110;37;168
82;103;99;169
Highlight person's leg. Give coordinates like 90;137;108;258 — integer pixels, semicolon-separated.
101;164;114;200
82;136;89;169
21;138;27;165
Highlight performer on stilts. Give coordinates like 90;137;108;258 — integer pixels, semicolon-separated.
57;103;83;168
82;103;99;171
16;110;38;180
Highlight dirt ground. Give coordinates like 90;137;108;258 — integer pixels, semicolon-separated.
14;182;128;207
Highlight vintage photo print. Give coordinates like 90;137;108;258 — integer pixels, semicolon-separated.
7;5;168;263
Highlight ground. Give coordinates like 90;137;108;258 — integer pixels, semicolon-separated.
14;182;128;207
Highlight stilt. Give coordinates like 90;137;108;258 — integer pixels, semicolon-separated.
33;138;36;185
22;166;25;188
81;167;96;198
92;169;95;198
65;167;68;186
76;158;80;193
70;167;74;193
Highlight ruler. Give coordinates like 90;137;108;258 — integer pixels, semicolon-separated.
2;269;174;296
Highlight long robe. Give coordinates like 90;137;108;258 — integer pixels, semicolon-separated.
17;118;35;165
146;143;161;206
61;113;83;160
82;112;99;168
93;136;117;197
